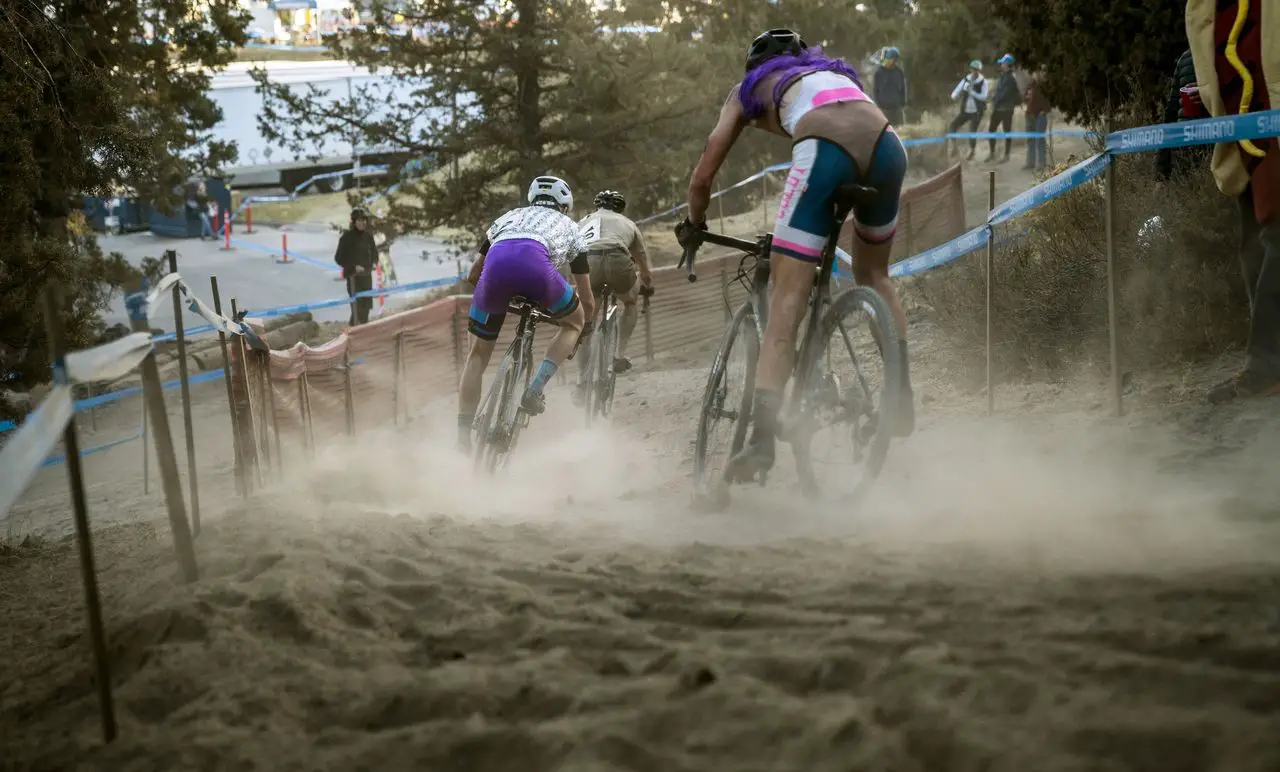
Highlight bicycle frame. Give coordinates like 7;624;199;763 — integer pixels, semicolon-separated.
681;226;843;411
475;304;535;462
477;298;578;466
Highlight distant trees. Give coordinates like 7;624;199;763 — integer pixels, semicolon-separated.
255;0;714;242
990;0;1188;124
0;1;247;404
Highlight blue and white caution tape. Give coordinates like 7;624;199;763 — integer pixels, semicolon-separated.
0;386;74;520
892;224;992;278
1106;108;1280;154
988;153;1110;226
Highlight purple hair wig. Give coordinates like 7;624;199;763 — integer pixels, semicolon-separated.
738;47;864;120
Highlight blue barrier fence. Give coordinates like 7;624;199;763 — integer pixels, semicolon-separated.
8;112;1277;468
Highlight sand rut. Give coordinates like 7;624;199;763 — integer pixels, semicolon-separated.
4;361;1280;771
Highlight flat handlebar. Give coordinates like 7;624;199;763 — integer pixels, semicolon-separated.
678;230;765;282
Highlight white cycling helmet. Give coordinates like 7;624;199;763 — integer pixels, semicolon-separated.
527;175;573;210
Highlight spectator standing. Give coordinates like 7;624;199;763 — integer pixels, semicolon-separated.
205;200;220;240
1186;0;1280;402
986;53;1022;163
1022;71;1051;171
187;182;213;240
948;60;988;160
335;206;379;326
1154;48;1209;180
872;46;908;127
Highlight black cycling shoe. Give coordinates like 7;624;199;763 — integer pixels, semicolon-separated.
723;439;775;484
613;357;633;374
894;384;916;438
521;389;547;416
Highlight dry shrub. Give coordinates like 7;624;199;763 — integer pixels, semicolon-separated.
915;153;1245;381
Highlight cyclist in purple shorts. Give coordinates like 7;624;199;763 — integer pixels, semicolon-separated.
457;176;593;452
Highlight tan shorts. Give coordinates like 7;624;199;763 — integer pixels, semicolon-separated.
586;249;637;296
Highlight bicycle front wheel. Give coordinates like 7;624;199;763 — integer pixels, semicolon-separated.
692;300;759;508
583;323;599;429
792;286;902;501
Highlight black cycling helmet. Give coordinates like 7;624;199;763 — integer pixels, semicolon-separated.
593;189;626;213
350;206;370;222
745;28;807;73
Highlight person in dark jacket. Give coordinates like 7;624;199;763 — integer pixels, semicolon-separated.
334;206;378;326
872;46;907;126
986;53;1022;162
1154;49;1210;180
1022;71;1051;171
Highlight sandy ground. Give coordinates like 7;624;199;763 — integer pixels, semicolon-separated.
4;320;1280;771
6;126;1279;770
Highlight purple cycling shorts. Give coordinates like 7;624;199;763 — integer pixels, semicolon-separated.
468;238;575;340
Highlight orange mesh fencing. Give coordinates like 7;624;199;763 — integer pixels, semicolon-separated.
226;165;965;473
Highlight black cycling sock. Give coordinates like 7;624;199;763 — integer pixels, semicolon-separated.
750;389;781;446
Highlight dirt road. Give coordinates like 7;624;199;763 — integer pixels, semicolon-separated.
4;337;1280;771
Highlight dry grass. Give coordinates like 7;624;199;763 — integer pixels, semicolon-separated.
914;153;1245;381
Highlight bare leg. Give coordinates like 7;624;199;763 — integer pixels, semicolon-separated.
576;291;599;383
543;302;585;366
522;301;586;416
617;285;640;359
756;254;817;392
458;336;496;449
851;239;907;337
852;234;914;436
725;253;815;482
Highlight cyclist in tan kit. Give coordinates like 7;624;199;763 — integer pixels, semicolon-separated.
573;190;654;399
676;28;915;483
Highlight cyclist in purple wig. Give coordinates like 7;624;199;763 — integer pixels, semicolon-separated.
738;47;865;120
676;28;915;484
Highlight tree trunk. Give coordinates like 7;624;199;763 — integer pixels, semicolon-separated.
514;0;544;175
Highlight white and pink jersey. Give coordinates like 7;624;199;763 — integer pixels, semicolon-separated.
776;71;871;135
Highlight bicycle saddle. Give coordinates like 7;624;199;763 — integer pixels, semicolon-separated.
833;184;880;209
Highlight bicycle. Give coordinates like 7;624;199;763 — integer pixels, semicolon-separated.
580;282;654;427
472;296;583;473
680;183;904;509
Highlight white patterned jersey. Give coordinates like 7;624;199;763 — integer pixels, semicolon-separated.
486;205;587;268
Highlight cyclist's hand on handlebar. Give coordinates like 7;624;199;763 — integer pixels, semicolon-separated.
675;217;707;249
638;283;654;298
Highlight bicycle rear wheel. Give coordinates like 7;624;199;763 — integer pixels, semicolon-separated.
790;286;901;501
596;303;619;420
475;344;523;473
502;334;537;463
692;300;759;509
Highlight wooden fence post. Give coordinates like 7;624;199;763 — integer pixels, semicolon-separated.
166;251;201;535
42;286;118;743
210;276;247;498
125;282;199;583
